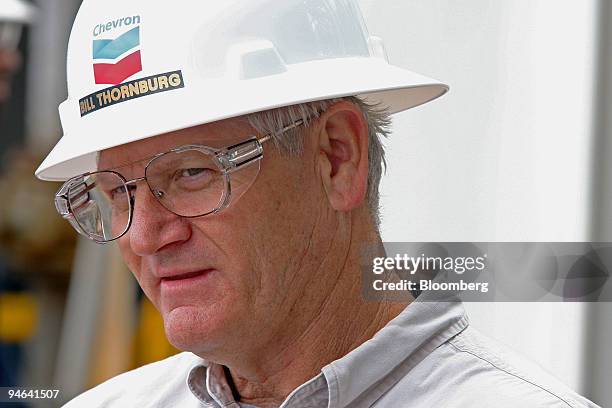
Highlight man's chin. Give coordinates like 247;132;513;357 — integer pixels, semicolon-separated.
162;305;229;353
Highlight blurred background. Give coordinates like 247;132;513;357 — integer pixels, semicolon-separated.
0;0;610;407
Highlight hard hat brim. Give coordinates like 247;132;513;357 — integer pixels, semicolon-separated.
36;58;448;181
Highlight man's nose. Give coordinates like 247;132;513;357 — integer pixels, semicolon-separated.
127;182;192;256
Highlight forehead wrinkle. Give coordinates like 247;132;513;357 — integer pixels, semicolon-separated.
101;154;153;178
98;142;161;179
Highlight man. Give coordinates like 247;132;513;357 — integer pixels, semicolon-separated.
37;1;599;407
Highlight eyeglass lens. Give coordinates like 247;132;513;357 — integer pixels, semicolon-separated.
68;171;130;242
145;149;226;217
67;149;227;241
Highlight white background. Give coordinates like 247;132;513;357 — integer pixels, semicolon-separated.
360;0;609;404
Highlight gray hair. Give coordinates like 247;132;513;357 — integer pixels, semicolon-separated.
246;96;392;229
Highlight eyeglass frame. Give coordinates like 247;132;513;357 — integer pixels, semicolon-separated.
55;118;309;244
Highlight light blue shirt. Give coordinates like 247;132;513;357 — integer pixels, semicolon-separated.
64;300;600;407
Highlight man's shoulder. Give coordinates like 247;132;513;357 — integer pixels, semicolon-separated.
429;326;599;408
63;352;203;408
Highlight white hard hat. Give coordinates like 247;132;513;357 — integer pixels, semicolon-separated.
36;0;449;181
1;0;35;23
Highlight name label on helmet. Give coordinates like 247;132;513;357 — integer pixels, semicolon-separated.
78;70;184;117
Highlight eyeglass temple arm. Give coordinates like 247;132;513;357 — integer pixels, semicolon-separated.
223;118;308;172
257;118;306;144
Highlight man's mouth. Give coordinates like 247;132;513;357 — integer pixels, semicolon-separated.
159;269;215;291
161;270;207;282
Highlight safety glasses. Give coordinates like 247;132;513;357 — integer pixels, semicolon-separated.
55;119;308;243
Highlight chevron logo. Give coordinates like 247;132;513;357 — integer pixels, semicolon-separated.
93;26;142;85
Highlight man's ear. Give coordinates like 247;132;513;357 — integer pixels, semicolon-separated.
316;101;369;212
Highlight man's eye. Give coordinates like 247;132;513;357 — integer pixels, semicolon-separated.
109;185;131;200
177;168;210;179
172;167;218;191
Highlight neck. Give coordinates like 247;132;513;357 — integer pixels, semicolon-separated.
227;211;410;407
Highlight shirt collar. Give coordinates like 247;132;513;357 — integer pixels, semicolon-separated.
187;300;468;408
187;363;329;408
322;300;468;407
